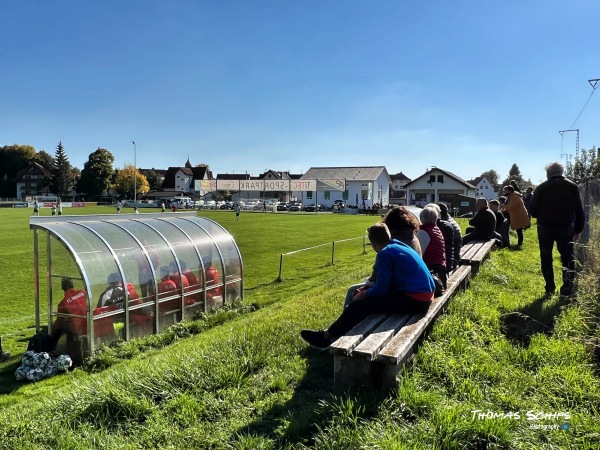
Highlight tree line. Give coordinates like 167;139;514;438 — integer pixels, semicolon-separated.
0;143;163;200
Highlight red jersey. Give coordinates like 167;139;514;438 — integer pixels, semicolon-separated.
55;288;88;335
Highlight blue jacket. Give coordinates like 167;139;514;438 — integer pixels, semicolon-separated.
366;240;435;298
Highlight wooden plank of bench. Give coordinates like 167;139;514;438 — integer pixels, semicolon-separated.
329;313;389;356
351;313;411;361
459;242;479;261
461;240;494;274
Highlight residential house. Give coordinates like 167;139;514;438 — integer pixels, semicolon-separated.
389;171;411;205
403;167;477;212
300;166;391;208
160;159;212;198
11;162;53;200
470;176;497;201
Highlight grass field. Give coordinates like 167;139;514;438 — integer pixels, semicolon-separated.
0;205;598;449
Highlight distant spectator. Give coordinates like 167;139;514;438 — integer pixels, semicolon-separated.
171;204;178;212
234;203;241;221
417;206;447;289
33;201;39;216
523;186;534;218
462;198;500;245
161;202;166;212
133;207;139;214
510;179;522;193
51;204;57;216
57;200;63;216
500;185;530;247
489;200;509;248
116;201;122;214
529;162;585;297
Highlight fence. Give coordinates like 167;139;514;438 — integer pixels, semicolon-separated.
277;236;368;281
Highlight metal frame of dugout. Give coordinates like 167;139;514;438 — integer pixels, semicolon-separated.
30;212;243;361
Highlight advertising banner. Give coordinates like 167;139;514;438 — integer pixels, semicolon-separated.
317;179;346;191
216;179;240;191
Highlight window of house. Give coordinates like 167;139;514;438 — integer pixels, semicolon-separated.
342;190;349;201
437;175;444;183
324;190;330;200
429;175;435;183
306;191;313;199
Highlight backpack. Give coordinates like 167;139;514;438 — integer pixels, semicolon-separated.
27;330;55;353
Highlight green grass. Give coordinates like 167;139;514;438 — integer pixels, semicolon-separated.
0;206;598;449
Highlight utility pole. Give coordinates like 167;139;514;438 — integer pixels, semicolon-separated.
559;129;579;161
132;141;137;203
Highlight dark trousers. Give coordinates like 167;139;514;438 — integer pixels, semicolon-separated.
497;222;510;247
328;295;431;338
515;228;524;246
537;223;576;293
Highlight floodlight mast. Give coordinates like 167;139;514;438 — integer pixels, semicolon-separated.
132;141;137;203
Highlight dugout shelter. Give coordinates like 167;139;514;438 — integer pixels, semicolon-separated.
30;212;243;361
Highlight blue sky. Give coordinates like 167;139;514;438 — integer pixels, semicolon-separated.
2;1;599;184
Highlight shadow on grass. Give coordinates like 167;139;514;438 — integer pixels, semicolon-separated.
500;294;571;346
233;347;387;447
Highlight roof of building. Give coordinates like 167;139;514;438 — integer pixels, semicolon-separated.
301;166;389;181
11;162;53;182
403;167;476;189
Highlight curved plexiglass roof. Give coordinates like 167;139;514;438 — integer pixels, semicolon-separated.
31;212;243;354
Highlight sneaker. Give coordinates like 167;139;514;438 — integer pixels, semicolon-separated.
300;329;331;350
0;351;10;362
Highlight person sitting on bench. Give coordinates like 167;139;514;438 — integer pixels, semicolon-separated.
300;222;436;349
462;198;501;245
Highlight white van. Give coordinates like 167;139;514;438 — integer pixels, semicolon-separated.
168;197;193;208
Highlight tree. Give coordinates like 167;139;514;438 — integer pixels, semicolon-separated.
141;168;163;191
567;147;599;184
0;144;37;196
51;142;73;197
78;148;115;200
500;164;525;189
112;164;150;198
479;170;499;186
33;150;55;172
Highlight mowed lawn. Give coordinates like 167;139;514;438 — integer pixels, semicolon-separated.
0;205;598;449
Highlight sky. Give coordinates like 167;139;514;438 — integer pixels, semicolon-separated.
2;1;599;185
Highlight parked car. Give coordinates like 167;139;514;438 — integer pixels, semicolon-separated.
305;203;326;212
276;202;289;211
332;200;346;210
289;202;303;212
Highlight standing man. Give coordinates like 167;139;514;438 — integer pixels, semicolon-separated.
116;200;122;214
529;162;585;297
234;203;241;221
33;200;40;216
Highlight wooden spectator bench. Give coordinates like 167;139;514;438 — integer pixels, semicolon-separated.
329;264;472;394
459;239;496;274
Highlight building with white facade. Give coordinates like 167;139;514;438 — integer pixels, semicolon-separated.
300;166;391;208
403;167;477;207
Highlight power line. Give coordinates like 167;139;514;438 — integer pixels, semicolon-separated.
567;87;596;130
